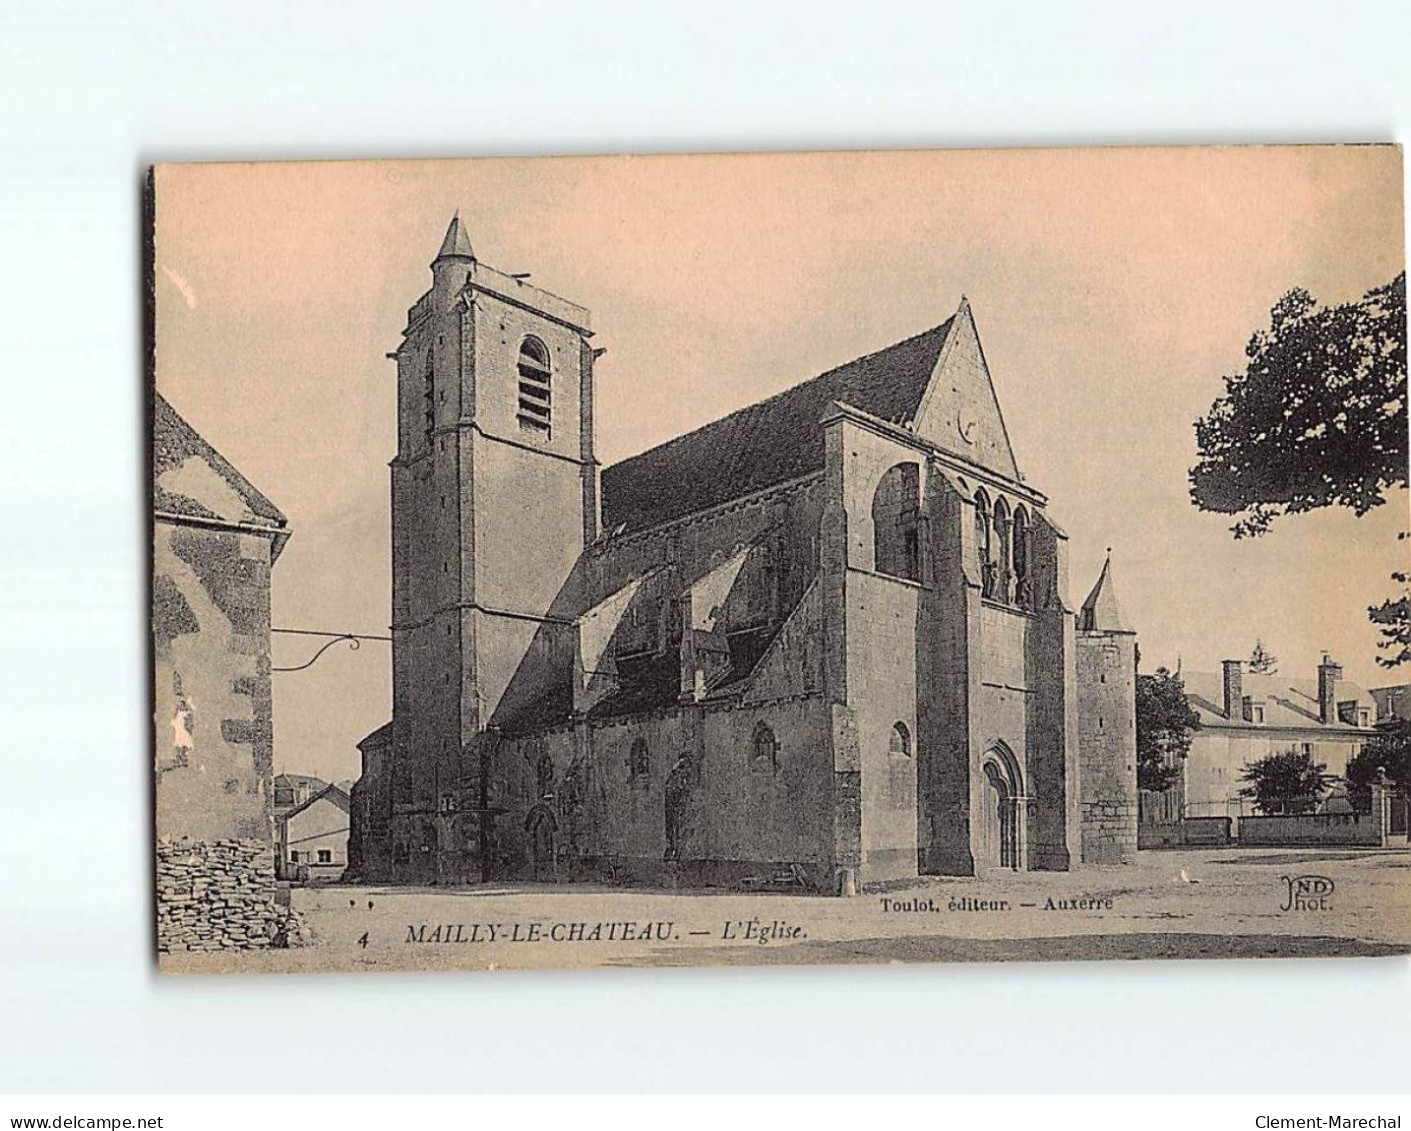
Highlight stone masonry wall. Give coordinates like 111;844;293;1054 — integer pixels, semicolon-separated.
1074;631;1139;864
153;521;276;843
156;838;306;953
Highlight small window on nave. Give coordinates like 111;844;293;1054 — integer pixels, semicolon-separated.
751;721;778;774
517;336;552;435
889;722;912;758
628;737;650;780
887;722;913;809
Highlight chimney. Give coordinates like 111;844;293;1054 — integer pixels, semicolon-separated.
1222;659;1243;720
1318;653;1342;724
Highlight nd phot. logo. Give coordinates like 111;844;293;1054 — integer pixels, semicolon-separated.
1279;874;1334;912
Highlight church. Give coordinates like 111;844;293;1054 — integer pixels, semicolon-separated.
348;217;1140;893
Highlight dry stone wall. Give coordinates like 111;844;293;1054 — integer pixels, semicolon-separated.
156;838;307;953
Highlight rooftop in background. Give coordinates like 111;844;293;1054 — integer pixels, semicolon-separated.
278;783;351;825
1181;669;1377;733
1370;683;1411;721
273;773;329;816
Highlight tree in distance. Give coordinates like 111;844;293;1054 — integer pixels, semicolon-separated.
1238;748;1335;816
1344;718;1411;813
1136;665;1201;793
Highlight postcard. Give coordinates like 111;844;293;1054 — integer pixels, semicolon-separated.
149;146;1409;972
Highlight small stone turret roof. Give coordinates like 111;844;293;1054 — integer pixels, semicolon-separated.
434;213;475;262
1078;552;1133;633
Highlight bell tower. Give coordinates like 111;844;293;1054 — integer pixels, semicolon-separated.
388;215;597;880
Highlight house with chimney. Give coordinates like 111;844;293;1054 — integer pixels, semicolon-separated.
1141;653;1379;841
1370;683;1411;723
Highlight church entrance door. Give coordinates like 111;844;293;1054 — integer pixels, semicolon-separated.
979;758;1020;872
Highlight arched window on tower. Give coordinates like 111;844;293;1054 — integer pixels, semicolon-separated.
974;489;997;600
993;497;1012;603
871;463;921;582
517;336;552;435
1012;505;1031;609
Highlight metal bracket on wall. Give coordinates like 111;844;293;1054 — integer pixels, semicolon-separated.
271;627;392;673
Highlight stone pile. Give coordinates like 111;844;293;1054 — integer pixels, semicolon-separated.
156;837;309;953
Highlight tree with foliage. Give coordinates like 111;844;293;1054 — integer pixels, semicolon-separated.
1248;639;1278;674
1136;666;1201;792
1238;748;1335;816
1369;532;1410;669
1344;718;1411;813
1190;272;1406;537
1190;272;1408;666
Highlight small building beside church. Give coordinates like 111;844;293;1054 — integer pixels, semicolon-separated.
276;785;351;882
349;217;1141;893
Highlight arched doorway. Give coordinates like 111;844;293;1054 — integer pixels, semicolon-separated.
977;747;1022;872
525;805;557;881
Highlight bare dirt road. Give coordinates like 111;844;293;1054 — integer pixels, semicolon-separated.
160;846;1411;975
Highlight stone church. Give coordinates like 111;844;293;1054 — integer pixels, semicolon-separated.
348;217;1139;892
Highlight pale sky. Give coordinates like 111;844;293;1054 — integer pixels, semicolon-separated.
153;147;1407;785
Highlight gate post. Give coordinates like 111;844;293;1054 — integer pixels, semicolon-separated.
1371;782;1391;847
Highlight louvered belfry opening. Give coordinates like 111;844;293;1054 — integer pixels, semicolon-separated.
516;335;552;434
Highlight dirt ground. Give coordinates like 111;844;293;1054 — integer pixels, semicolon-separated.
159;846;1411;975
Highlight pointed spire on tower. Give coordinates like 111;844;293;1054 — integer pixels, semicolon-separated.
1078;548;1133;633
433;212;475;263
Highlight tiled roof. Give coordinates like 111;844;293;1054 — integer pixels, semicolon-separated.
498;682;574;737
600;319;955;535
1181;670;1377;732
153;394;287;528
274;773;327;790
280;783;351;824
586;653;683;721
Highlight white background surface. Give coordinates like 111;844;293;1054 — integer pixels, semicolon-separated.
0;0;1407;1095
